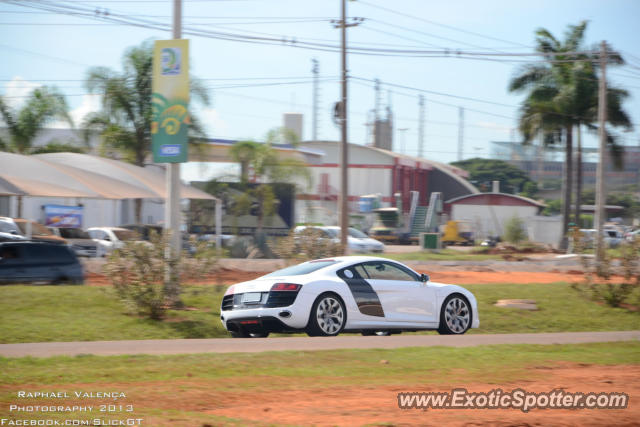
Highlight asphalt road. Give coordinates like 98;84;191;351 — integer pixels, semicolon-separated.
1;331;638;357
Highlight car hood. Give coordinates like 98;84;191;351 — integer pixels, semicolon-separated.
360;237;384;246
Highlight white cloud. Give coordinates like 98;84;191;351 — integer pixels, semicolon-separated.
3;77;42;110
195;106;228;137
49;94;101;129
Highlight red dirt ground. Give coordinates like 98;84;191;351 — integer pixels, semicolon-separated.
6;363;636;426
86;268;625;286
207;363;640;427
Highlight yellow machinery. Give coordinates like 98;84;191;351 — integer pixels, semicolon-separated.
441;220;474;246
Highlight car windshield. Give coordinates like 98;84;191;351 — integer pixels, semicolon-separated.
0;221;20;234
323;228;339;238
58;228;90;239
113;230;138;241
348;228;368;238
262;260;338;277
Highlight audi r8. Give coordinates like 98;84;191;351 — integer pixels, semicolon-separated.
220;256;479;338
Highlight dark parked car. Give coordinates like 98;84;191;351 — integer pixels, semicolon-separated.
0;242;84;285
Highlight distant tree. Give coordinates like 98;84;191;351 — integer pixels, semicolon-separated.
226;127;310;234
0;87;72;154
83;40;211;222
451;158;536;196
542;199;562;216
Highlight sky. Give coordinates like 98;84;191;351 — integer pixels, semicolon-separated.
1;0;640;182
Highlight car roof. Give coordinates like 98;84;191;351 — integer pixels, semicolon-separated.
312;255;397;266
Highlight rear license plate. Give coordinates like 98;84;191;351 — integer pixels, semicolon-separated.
242;292;262;303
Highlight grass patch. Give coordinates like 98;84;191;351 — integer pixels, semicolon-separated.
0;285;228;343
0;282;638;344
466;282;640;334
1;342;639;385
383;249;502;262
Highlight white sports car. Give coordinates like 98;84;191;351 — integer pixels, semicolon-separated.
220;256;479;338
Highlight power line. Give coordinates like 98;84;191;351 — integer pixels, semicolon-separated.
2;1;608;62
357;0;531;49
352;76;516;108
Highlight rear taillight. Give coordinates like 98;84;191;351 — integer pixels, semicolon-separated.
271;283;301;291
224;285;235;296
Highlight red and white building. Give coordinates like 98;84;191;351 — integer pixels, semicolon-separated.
296;141;477;224
444;192;548;240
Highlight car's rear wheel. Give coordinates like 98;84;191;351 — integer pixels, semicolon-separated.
306;293;346;337
437;294;471;335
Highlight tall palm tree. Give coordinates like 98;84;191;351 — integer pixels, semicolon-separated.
509;22;632;247
83;40;211;222
0;87;72;154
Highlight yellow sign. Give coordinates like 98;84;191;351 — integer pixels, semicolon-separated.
152;39;190;163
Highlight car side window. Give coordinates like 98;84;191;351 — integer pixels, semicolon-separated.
353;264;370;279
362;261;420;282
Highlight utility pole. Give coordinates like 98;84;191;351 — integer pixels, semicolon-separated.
457;107;465;161
333;1;360;253
164;0;182;304
311;58;319;141
595;41;608;264
374;78;381;121
418;94;425;158
398;128;408;154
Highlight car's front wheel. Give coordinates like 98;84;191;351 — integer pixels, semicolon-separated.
306;293;346;337
437;294;471;335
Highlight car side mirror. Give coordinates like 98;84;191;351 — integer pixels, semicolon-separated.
420;273;429;283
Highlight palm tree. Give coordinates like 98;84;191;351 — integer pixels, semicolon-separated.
0;87;72;154
509;22;632;247
227;128;310;234
83;40;211;222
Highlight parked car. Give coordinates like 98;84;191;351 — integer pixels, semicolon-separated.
220;256;478;337
293;226;385;253
625;229;640;243
0;217;67;245
48;227;101;257
579;228;624;248
0;241;84;285
87;227;142;255
0;219;27;243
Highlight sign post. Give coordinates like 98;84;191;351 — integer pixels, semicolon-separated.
152;31;189;304
152;39;190;163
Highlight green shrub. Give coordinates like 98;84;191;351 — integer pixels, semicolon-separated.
104;232;218;319
504;215;527;244
571;231;640;308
